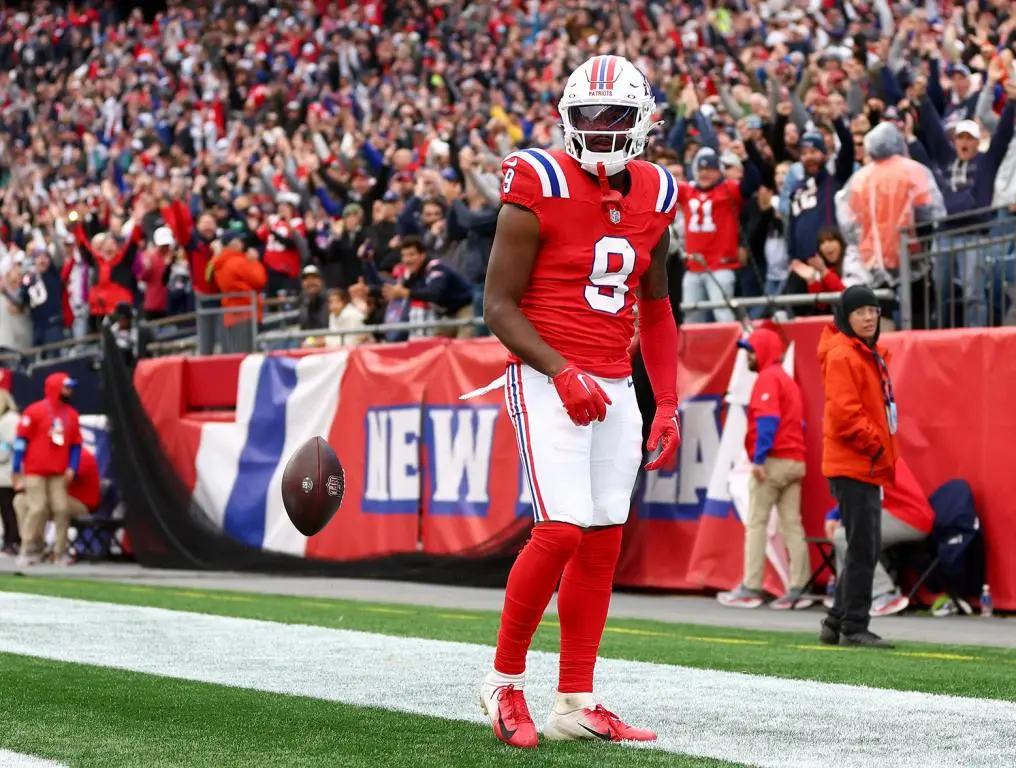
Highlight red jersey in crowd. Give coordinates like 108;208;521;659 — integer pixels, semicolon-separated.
258;214;306;278
677;179;744;272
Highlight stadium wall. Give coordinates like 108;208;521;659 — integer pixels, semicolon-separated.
134;320;1016;610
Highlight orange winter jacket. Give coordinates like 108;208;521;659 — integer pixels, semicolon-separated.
210;248;267;328
818;324;898;485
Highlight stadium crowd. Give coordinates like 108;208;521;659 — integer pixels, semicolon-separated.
2;0;1016;358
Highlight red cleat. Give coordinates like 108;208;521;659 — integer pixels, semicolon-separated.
544;703;657;743
480;682;539;749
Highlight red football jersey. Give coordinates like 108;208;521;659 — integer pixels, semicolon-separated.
677;179;743;272
499;149;678;378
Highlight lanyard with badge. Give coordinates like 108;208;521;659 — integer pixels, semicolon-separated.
48;401;66;447
872;350;898;436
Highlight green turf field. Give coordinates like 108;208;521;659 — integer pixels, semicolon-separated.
2;575;1013;700
1;575;1013;768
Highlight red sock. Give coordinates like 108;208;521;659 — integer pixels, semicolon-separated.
494;522;584;676
557;525;623;694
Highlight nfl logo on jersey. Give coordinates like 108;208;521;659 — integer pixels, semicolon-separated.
609;209;621;224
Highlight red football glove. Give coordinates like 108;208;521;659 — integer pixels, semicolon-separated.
644;403;681;471
552;364;612;426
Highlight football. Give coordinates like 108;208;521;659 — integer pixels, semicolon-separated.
281;436;345;537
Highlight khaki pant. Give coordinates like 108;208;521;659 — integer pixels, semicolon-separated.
744;457;810;591
13;475;71;558
435;305;475;340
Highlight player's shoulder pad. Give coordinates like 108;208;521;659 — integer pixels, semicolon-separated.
640;161;678;215
501;148;572;202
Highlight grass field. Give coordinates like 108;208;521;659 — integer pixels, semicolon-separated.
1;574;1014;768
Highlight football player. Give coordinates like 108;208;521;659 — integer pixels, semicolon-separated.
479;55;681;749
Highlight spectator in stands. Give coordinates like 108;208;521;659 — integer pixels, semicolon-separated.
719;327;810;611
818;286;898;649
784;227;848;317
384;236;474;340
0;255;31;353
320;288;370;349
0;387;20;556
19;247;65;355
138;227;174;322
915;77;1016;327
257;193;307;300
825;457;934;618
208;240;267;355
70;203;144;331
12;372;81;568
679;139;763;323
52;226;91;343
298;265;330;333
836;123;946;329
786;125;855;292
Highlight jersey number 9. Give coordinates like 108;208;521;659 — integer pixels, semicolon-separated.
502;168;516;194
585;236;636;315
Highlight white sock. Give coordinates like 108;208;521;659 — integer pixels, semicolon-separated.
486;668;526;689
553;692;594;714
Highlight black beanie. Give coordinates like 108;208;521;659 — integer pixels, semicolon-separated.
835;285;880;341
840;285;879;317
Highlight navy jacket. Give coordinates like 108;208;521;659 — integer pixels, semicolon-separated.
786;118;855;263
20;263;64;330
916;98;1015;232
404;258;473;315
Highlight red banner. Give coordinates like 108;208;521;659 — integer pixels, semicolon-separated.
135;322;1016;610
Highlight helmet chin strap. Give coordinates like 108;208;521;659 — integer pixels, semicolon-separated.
597;162;623;213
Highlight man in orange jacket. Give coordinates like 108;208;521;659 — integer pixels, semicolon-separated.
817;285;899;649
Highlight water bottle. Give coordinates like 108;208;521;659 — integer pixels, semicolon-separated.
980;584;993;618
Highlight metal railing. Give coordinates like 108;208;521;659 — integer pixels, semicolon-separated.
898;203;1016;331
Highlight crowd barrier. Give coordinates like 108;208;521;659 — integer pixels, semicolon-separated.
134;318;1016;610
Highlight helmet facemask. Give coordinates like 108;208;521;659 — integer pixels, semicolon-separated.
561;100;655;176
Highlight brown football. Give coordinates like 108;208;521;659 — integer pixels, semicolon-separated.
281;436;345;537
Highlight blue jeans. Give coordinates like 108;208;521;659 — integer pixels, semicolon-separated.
682;269;737;323
935;234;987;328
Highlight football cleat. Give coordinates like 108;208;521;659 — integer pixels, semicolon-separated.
544;703;657;743
480;679;538;749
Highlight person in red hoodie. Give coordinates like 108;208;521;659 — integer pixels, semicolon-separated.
718;327;810;610
66;447;101;518
11;372;82;567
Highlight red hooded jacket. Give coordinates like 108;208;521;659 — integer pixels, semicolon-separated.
68;447;102;510
743;328;807;464
14;372;83;477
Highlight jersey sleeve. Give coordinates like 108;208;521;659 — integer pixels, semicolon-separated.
499;152;548;217
724;178;743;205
648;163;679;224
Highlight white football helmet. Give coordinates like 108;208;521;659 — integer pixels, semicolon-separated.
559;55;659;176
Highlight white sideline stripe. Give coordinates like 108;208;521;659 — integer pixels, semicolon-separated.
0;751;67;768
1;594;1014;768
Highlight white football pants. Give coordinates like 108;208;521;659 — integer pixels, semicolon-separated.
504;362;643;528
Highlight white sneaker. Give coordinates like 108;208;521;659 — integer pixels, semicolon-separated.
55;553;75;567
15;554;39;569
544;693;656;742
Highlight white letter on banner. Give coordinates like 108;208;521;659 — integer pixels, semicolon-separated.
678;399;721;506
364;410;390;503
388;408;421;504
429;408;498;505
